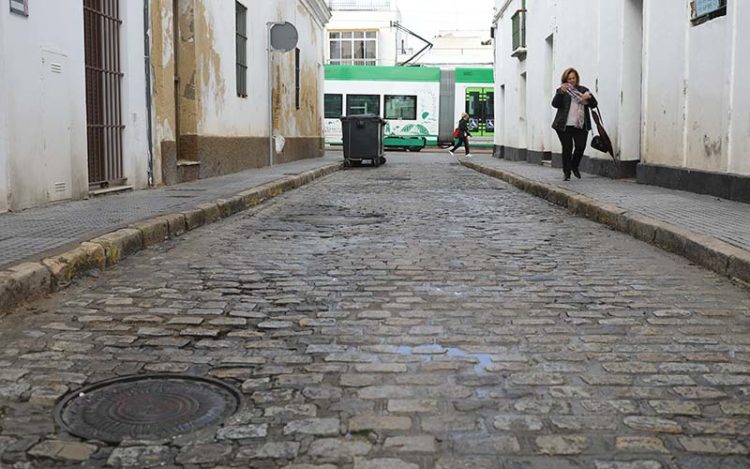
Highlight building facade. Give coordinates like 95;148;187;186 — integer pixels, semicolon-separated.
325;0;401;66
0;0;151;212
151;0;331;185
493;0;749;201
0;0;331;212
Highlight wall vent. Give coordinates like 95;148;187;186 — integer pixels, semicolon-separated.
50;62;63;74
54;182;67;193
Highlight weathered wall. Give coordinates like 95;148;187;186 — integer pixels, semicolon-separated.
149;0;178;186
121;0;153;190
494;0;644;164
0;2;88;211
152;0;330;183
642;0;749;176
0;15;8;213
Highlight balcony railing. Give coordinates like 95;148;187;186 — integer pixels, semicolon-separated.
328;0;391;10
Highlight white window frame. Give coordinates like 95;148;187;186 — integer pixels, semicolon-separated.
329;30;378;66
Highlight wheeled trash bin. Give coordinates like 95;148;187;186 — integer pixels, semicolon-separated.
339;114;387;167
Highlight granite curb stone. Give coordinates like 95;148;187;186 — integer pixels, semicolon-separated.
461;160;750;286
0;162;342;312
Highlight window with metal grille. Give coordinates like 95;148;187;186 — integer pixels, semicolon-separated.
236;2;248;97
324;94;343;118
385;95;417;120
691;0;727;25
511;9;526;51
329;31;377;65
295;48;301;110
84;0;125;187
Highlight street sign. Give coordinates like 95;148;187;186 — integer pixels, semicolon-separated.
270;22;298;52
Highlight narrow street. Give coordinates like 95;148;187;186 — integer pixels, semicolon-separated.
1;153;749;468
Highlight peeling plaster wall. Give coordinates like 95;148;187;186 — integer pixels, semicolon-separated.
199;0;327;141
149;0;178;186
151;0;329;182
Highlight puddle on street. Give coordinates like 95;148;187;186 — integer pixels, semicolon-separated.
396;345;492;375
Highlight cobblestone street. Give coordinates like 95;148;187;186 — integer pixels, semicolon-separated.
1;153;750;468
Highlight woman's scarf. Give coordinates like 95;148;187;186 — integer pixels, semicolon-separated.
563;84;586;129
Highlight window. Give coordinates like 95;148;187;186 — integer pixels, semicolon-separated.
511;9;526;52
385;95;417;120
235;2;247;97
324;94;343;118
691;0;727;25
329;31;377;65
295;48;301;110
346;94;380;115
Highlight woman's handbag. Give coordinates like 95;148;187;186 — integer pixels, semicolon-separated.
453;128;460;139
590;108;616;164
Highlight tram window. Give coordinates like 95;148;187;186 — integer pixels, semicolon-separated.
385;95;417;120
347;95;380;116
325;94;343;118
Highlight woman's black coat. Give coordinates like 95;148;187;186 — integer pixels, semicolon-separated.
457;118;472;138
551;85;598;132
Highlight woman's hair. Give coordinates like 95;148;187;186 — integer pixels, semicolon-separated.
561;67;580;84
461;112;469;118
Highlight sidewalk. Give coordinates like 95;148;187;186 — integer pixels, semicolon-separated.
0;155;342;311
461;155;750;285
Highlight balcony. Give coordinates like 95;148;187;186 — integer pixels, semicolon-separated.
328;0;392;10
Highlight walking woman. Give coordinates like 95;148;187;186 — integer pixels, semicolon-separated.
448;113;472;158
551;67;597;180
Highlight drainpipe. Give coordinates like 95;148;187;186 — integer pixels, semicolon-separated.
143;0;154;186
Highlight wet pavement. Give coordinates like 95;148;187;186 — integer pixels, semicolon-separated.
1;152;750;468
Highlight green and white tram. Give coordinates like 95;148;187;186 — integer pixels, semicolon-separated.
324;65;494;151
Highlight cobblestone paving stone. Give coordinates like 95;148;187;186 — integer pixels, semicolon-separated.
465;156;750;252
0;154;340;269
1;153;750;468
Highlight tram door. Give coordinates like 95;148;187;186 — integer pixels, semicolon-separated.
465;88;494;137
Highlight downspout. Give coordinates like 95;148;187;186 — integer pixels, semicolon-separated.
143;0;154;186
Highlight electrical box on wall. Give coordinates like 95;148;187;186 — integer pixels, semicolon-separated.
10;0;29;17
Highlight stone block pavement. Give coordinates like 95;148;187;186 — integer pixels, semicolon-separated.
0;155;341;269
0;155;343;311
1;154;750;468
459;155;750;286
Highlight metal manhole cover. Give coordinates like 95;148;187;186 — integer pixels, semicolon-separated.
55;374;241;443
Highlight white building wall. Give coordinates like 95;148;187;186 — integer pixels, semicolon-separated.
0;17;8;213
495;0;644;163
642;0;749;176
325;10;400;65
495;0;749;177
0;1;152;211
200;0;328;140
0;2;88;211
122;0;153;190
727;2;750;176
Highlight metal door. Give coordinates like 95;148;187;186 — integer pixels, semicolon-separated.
465;87;494;137
84;0;125;188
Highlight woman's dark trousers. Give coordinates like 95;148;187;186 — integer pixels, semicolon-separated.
450;136;470;154
555;126;587;177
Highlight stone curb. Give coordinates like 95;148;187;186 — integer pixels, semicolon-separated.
461;160;750;287
0;162;342;312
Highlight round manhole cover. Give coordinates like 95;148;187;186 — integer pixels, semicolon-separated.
55;374;241;443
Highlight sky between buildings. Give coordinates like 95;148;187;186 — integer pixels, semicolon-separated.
395;0;496;40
